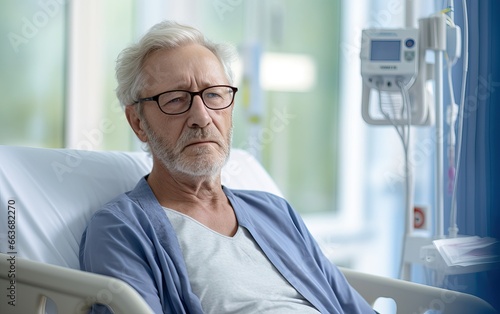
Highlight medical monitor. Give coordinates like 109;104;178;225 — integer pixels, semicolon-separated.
361;28;419;91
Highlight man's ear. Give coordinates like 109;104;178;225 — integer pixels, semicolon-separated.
125;105;148;143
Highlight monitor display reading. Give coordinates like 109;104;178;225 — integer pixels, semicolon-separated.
370;40;401;61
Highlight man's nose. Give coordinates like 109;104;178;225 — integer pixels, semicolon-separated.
187;95;211;128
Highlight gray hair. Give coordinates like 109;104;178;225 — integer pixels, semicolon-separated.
115;20;237;108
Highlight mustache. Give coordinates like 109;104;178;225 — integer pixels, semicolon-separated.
177;127;223;148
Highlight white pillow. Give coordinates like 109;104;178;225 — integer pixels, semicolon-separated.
0;146;281;270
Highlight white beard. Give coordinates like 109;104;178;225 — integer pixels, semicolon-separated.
143;120;232;179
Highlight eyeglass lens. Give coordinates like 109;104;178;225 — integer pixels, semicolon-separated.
158;86;234;114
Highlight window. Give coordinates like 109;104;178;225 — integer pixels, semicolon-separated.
0;1;66;147
1;0;342;214
66;0;137;151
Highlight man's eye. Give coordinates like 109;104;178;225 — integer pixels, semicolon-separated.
166;97;182;104
209;92;225;100
162;95;188;106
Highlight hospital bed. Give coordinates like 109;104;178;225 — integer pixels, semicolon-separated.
0;145;496;314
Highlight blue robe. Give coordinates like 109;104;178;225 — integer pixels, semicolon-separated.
79;177;374;313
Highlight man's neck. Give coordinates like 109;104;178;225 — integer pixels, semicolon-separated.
147;163;237;236
147;162;224;207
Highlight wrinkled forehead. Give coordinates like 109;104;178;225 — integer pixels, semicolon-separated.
139;44;228;94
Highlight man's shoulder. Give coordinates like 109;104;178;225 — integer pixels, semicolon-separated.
224;187;292;218
226;187;285;203
89;192;143;223
101;190;138;210
96;178;152;214
90;178;154;224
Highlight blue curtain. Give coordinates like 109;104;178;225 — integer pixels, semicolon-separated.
445;0;500;310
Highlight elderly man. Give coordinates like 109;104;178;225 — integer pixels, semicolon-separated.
79;21;374;314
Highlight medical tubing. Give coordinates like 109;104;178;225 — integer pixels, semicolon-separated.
446;55;457;107
400;79;413;237
374;79;414;278
449;0;468;238
374;80;411;279
446;63;457;195
397;79;413;280
376;82;406;144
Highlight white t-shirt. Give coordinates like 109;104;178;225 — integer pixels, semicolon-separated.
164;207;320;314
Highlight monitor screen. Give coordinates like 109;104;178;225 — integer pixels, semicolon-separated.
370;40;401;61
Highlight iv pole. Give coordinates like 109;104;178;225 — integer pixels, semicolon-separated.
401;0;447;280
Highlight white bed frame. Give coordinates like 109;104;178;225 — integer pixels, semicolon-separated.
0;252;154;313
0;145;496;313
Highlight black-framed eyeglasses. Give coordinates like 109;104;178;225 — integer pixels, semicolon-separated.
133;85;238;115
